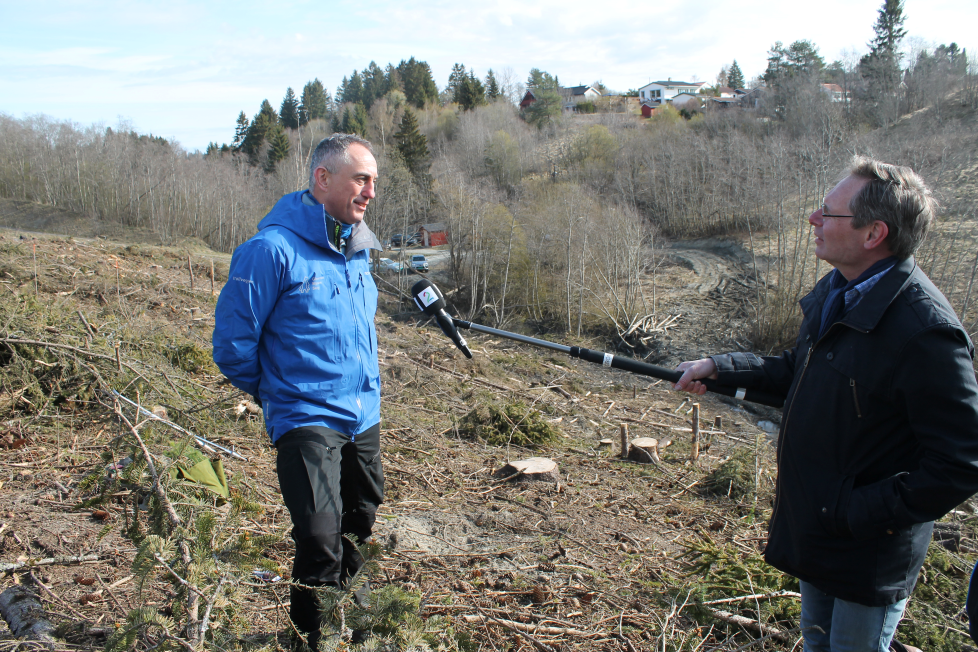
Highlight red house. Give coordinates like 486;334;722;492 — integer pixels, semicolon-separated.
641;101;659;118
420;223;447;246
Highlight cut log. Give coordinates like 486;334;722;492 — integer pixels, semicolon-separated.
0;585;57;643
495;457;559;483
628;438;660;464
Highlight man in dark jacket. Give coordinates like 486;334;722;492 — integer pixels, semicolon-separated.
213;134;384;649
676;157;978;652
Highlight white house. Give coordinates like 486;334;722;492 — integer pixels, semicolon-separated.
821;83;848;102
637;79;707;104
521;85;601;113
671;93;702;108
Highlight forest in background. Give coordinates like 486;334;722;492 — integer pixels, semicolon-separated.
1;0;977;352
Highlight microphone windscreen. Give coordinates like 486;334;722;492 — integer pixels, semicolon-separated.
411;278;446;315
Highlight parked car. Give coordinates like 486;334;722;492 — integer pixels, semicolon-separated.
410;254;429;272
389;232;421;248
370;257;403;274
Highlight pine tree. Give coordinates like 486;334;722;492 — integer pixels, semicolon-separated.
527;68;559;90
341;104;369;138
394;109;430;178
523;68;562;128
264;125;291;173
362;61;386;108
353;103;370;137
385;64;402;93
456;72;486;111
859;0;907;125
397;57;439;108
338;71;364;105
279;87;300;129
232;111;249;150
300;79;330;124
485;69;501;100
240;100;278;164
448;63;468;100
728;60;745;89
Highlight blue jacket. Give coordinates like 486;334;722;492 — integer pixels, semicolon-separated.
212;190;383;443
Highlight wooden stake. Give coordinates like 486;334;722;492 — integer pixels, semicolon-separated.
32;242;38;297
690;403;700;461
115;343;122;372
619;423;629;459
188;255;195;290
210;260;215;296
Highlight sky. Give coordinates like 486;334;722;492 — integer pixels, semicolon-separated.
1;0;975;152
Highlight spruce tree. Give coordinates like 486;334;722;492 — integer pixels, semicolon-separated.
457;72;486;111
264;125;290;173
394;109;430;178
341;104;369;138
397;57;439;108
279;88;300;129
232;111;249;150
300;79;330;124
485;69;501;100
859;0;907;125
362;61;386;108
384;64;402;93
339;70;364;105
728;61;745;89
353;103;369;137
448;63;468;100
240;100;278;164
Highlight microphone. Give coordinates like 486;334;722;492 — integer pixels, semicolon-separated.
411;279;473;359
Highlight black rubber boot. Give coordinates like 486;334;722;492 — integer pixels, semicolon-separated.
289;584;322;651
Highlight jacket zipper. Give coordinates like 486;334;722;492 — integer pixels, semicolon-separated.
850;379;862;418
768;318;869;538
345;265;364;440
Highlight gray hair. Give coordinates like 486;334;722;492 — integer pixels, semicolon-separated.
848;156;937;260
308;133;374;189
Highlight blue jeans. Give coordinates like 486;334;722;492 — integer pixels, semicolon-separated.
800;581;907;652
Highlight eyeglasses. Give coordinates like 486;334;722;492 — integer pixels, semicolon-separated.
820;203;854;219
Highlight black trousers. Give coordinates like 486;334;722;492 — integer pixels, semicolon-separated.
276;424;383;644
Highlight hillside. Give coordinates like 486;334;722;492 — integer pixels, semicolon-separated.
0;220;975;652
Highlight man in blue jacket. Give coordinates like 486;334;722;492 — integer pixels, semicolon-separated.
213;134;384;649
675;157;978;652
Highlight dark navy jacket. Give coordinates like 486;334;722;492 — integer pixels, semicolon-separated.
213;191;383;443
712;257;978;606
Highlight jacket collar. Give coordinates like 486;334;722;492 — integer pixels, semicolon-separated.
800;257;917;335
257;191;383;260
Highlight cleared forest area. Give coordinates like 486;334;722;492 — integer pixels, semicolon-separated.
0;222;975;652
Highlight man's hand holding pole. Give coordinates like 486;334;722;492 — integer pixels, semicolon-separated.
674;358;719;396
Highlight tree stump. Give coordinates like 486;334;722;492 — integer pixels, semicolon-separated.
628;438;660;464
494;457;559;483
0;586;57;643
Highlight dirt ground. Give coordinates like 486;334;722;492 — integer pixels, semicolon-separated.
0;222;973;652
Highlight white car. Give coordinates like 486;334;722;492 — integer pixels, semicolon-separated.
410;254;429;272
370;257;403;274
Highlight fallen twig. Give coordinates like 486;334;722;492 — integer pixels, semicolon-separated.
0;554;101;573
